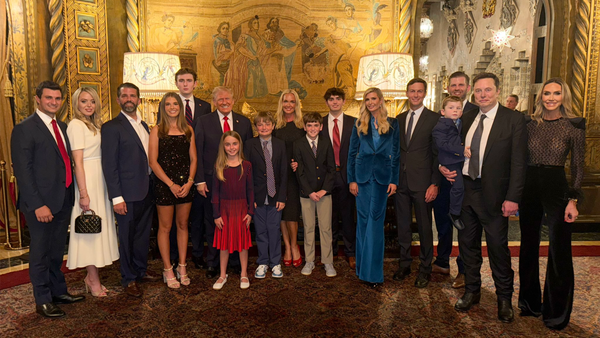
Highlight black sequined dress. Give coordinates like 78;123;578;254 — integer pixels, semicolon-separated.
154;135;195;205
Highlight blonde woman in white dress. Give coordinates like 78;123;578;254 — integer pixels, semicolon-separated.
66;87;119;297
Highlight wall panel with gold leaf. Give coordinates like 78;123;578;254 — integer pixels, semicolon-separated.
65;0;111;121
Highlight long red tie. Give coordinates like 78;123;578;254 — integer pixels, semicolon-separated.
332;118;341;166
51;120;72;187
223;116;231;132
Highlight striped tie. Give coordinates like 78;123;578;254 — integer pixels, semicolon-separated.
263;141;276;197
185;99;193;126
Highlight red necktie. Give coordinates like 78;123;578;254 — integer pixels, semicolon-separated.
223;116;231;132
185;99;193;126
332;118;341;166
51;120;72;187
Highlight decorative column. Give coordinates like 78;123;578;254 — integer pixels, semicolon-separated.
48;0;68;121
394;0;413;114
572;0;591;115
126;0;140;52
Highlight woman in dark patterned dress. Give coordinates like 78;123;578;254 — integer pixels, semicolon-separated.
149;92;197;289
518;78;585;330
273;89;305;267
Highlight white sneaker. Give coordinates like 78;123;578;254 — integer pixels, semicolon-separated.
271;264;283;278
212;275;228;290
255;265;268;279
324;264;337;277
301;262;315;276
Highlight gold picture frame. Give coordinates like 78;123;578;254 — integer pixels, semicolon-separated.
75;11;98;41
76;47;100;75
79;81;102;99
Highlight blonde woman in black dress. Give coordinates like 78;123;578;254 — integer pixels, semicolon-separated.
518;78;585;330
149;92;197;289
273;89;305;267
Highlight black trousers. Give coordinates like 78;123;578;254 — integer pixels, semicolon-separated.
25;189;72;305
460;177;513;300
331;171;356;257
519;166;573;330
395;175;434;273
432;177;464;272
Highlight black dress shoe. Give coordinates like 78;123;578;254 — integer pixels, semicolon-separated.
52;293;85;304
192;256;207;269
448;213;465;230
36;302;65;318
498;299;514;323
393;267;411;281
124;281;143;298
518;307;541;317
206;266;219;279
414;272;431;288
454;292;481;312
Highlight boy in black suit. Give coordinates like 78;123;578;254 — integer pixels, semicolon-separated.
244;112;288;279
294;112;336;277
432;96;466;230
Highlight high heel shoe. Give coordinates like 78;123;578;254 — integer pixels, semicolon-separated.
84;277;107;297
163;266;180;289
283;258;292;266
292;245;303;267
176;263;191;286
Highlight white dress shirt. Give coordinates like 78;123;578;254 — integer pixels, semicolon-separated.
180;94;195;119
327;113;344;145
405;105;425;140
306;134;319;148
462;102;499;178
113;111;150;205
36;109;67;149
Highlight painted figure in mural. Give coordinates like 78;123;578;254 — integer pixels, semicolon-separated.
263;18;297;84
151;14;198;52
212;22;233;86
365;3;391;53
343;3;363;34
299;23;328;84
262;18;299;95
325;16;357;99
224;16;268;101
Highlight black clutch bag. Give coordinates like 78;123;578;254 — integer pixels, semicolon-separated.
75;209;102;234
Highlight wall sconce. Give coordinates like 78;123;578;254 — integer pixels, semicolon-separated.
419;55;429;72
355;53;414;116
123;52;181;125
420;15;434;39
487;27;516;52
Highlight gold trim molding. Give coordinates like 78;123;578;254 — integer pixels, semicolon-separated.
48;0;69;121
7;0;30;123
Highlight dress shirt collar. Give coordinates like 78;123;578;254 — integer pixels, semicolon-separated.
217;109;232;120
408;105;425;115
36;109;55;125
306;134;318;146
121;111;143;124
478;102;499;120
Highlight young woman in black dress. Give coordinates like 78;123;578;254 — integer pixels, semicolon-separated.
273;89;305;267
518;78;585;330
149;92;197;289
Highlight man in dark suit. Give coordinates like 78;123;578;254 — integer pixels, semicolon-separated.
320;88;357;268
195;86;254;278
393;78;440;288
102;83;160;298
167;68;211;270
442;72;527;323
11;81;84;318
432;71;476;288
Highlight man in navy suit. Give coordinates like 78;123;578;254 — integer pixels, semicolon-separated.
320;88;357;268
195;86;253;278
167;68;211;270
102;83;160;298
432;71;477;288
394;78;440;288
11;81;84;318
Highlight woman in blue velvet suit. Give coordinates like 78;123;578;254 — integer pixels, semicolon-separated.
347;87;400;286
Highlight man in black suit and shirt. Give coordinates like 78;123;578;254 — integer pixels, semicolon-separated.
11;81;84;318
432;71;476;288
195;86;254;278
102;83;161;298
167;68;211;270
320;88;357;268
441;72;527;323
394;78;440;288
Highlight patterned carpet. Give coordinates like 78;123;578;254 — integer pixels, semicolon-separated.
1;257;599;337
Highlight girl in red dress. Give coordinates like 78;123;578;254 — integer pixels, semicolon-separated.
212;131;254;290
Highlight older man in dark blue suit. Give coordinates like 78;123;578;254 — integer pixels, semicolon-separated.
11;81;84;318
102;83;160;298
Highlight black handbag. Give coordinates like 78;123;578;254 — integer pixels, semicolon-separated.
75;209;102;234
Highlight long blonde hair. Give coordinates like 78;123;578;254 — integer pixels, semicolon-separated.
157;92;192;140
356;87;390;135
275;89;304;129
532;78;577;124
215;131;245;182
71;87;102;135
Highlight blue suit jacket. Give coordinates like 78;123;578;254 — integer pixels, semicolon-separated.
101;113;150;203
432;117;464;166
347;117;400;186
11;113;75;213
